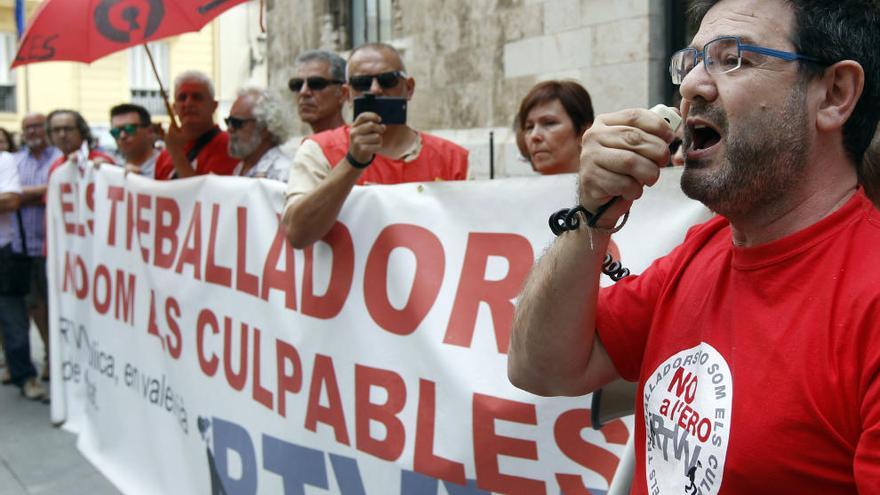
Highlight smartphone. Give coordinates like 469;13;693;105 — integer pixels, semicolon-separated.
353;93;407;125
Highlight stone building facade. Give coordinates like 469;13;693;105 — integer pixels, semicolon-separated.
267;0;688;178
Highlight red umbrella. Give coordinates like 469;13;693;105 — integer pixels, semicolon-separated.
11;0;256;121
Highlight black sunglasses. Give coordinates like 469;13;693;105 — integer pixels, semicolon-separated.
224;116;256;130
109;123;146;139
288;76;344;92
347;71;406;92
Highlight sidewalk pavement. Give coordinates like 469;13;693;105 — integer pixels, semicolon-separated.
0;325;121;495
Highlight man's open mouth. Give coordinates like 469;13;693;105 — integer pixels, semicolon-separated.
690;123;721;151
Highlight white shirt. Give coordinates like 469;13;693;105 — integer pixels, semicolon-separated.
128;149;161;178
232;146;291;182
0;151;22;247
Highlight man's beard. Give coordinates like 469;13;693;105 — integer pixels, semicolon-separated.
229;131;262;159
25;137;46;150
681;84;810;217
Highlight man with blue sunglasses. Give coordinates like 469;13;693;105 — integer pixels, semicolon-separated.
510;0;880;493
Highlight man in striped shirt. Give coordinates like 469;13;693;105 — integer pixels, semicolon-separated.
12;113;61;382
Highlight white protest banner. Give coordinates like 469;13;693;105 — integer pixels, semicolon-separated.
46;163;711;495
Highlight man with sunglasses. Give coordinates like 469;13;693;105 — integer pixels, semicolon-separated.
283;43;469;249
109;103;160;177
226;87;291;182
509;1;880;493
154;71;238;180
290;50;348;134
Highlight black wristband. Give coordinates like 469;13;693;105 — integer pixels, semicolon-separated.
346;151;374;169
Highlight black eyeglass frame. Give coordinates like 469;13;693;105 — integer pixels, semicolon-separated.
288;76;345;93
347;71;407;92
224;116;257;130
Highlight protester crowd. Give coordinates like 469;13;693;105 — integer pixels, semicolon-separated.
2;0;880;489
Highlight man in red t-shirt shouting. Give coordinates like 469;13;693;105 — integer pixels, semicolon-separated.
154;71;237;180
282;43;469;249
510;0;880;494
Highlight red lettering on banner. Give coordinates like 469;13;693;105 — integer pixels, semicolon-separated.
251;327;273;411
205;204;232;288
224;317;248;391
92;264;112;314
555;476;591;495
164;297;182;359
84;183;95;234
445;233;533;353
472;393;545;494
125;192;136;252
554;409;627;489
106;185;125;246
114;269;135;326
301;223;354;319
235;207;259;297
261;219;297;310
154;197;180;269
196;308;220;376
135;193;152;263
59;183;80;236
146;291;166;351
62;252;89;300
364;225;445;335
414;379;466;485
355;365;406;461
305;354;350;445
175;202;203;279
276;339;303;418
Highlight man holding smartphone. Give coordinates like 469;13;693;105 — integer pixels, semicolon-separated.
283;42;469;249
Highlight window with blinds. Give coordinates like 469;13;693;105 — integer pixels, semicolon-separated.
128;42;169;116
351;0;393;47
0;33;17;113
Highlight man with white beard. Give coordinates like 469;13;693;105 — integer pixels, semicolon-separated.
226;87;292;182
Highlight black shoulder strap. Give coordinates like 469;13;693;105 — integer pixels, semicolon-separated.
187;127;221;163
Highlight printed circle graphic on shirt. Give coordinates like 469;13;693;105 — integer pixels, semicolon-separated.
643;343;732;495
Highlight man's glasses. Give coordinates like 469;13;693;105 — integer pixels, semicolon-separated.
288;76;344;92
224;116;256;130
109;124;147;139
669;36;823;85
49;126;77;135
347;71;406;92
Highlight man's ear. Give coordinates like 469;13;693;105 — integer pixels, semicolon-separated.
405;77;415;101
211;99;219;114
816;60;864;132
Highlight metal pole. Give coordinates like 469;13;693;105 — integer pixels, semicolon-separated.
489;131;495;180
23;65;30;113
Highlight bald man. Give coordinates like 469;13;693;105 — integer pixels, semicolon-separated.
283;42;469;249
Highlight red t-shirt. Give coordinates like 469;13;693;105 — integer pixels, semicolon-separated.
596;190;880;494
154;127;238;180
309;125;468;184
